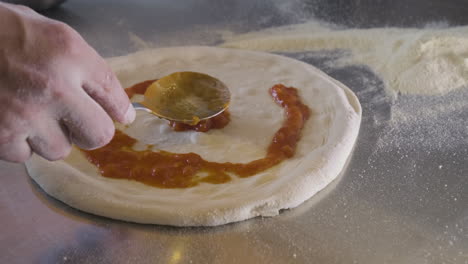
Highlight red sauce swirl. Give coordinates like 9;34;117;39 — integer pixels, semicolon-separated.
80;82;310;189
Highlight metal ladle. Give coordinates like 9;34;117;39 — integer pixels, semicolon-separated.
132;72;231;125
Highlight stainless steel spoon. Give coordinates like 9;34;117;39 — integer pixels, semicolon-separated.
132;71;231;125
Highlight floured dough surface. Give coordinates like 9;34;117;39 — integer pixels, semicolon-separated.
26;46;361;226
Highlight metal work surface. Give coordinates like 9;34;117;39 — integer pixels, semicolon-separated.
1;1;468;263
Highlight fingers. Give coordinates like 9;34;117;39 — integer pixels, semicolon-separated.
60;91;115;150
82;62;135;125
0;138;31;163
27;119;72;161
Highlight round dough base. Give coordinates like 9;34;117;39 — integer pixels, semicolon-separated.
26;46;361;226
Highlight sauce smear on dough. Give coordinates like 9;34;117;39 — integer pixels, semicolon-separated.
81;82;310;189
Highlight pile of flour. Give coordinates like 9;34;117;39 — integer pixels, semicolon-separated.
220;21;468;95
216;20;468;156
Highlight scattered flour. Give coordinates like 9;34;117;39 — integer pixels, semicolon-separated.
375;89;468;152
220;21;468;95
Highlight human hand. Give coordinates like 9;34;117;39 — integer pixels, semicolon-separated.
0;3;135;163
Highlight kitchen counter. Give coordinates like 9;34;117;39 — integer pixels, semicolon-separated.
1;1;468;263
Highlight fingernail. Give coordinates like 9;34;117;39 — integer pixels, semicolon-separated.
123;105;136;124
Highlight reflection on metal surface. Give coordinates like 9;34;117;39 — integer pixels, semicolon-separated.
169;240;185;264
170;250;182;263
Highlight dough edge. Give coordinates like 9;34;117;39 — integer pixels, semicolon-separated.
26;46;361;226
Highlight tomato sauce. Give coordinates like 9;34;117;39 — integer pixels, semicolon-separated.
168;110;230;132
81;82;310;189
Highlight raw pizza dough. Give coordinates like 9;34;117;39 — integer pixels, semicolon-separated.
26;46;361;226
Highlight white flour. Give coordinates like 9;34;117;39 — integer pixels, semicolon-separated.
220;21;468;95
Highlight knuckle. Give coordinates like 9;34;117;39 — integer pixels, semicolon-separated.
50;85;66;101
28;74;63;102
102;69;117;92
51;22;74;38
90;68;119;97
16;109;37;124
11;69;55;100
46;22;80;52
30;73;51;92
